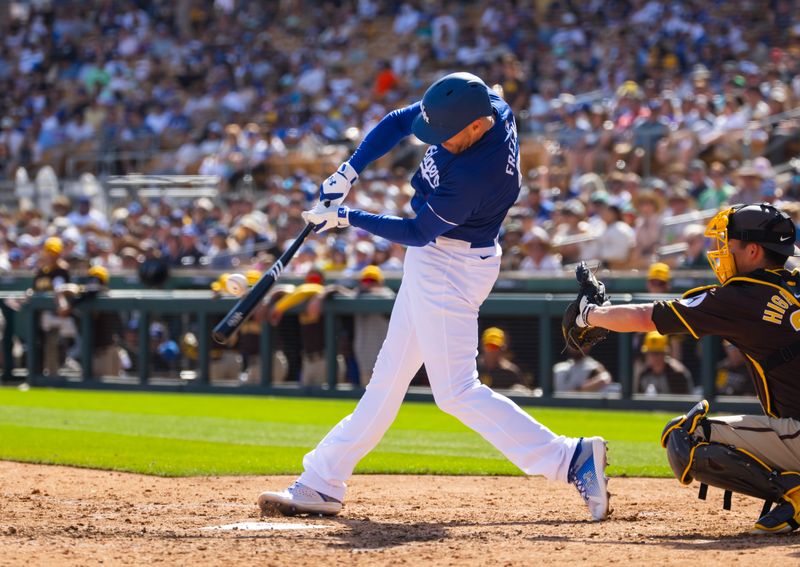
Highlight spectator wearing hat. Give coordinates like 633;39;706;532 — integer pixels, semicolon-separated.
634;331;694;395
66;196;109;232
646;262;671;294
686;159;711;201
350;241;375;273
596;203;636;269
7;248;25;271
521;185;554;223
553;345;613;393
233;215;271;262
177;224;205;267
119;247;142;271
632;99;670;162
51;195;72;220
500;220;525;271
289;242;320;275
322;240;349;272
678;224;711;270
632;189;665;267
552;199;593;265
377;240;404;272
663;181;692;216
697;161;736;210
476;327;527;390
519;226;562;273
732;161;764;205
205;227;237;269
351;265;395;387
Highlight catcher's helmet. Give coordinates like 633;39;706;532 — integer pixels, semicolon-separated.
705;203;799;283
411;72;493;145
727;203;798;256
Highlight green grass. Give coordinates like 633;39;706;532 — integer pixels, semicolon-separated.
0;388;674;477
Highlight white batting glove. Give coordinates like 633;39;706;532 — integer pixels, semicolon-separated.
318;161;358;208
302;205;350;234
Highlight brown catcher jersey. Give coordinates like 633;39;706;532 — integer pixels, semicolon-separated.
32;261;70;292
652;268;800;420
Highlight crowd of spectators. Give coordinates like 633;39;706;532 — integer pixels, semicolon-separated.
2;0;800;278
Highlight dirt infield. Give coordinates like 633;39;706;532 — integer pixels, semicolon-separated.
1;461;799;566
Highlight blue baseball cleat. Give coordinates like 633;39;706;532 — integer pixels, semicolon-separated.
258;482;342;516
568;436;610;521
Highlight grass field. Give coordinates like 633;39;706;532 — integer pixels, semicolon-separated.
0;388;675;477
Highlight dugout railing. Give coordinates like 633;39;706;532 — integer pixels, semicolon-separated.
0;291;761;414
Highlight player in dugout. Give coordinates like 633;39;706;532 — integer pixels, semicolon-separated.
567;202;800;534
258;72;609;521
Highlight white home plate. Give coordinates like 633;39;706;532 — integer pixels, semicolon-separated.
202;521;332;532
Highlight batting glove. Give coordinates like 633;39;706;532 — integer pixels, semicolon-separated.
302;205;350;234
318;161;358;208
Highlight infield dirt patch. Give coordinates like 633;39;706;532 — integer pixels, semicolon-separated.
1;461;798;566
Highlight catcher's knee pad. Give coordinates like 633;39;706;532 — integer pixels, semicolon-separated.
667;431;800;502
660;399;710;450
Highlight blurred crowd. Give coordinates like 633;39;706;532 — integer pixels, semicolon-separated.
2;0;800;278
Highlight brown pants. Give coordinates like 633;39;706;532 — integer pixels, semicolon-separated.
93;346;122;378
697;414;800;473
300;353;346;387
210;352;242;382
245;352;289;385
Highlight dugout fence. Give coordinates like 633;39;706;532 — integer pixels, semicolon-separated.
0;290;760;414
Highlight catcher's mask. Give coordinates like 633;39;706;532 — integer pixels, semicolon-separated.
705;203;799;284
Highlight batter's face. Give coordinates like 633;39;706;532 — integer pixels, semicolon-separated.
441;116;494;154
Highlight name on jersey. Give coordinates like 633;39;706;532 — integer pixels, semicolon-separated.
504;118;519;179
762;293;800;331
420;146;440;188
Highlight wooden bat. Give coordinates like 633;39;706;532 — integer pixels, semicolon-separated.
212;222;316;344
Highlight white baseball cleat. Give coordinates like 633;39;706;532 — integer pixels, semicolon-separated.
258;482;342;516
568;436;610;521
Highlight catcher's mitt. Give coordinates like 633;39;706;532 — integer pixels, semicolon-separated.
562;262;610;353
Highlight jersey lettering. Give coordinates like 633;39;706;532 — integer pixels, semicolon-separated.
503;118;520;184
420;146;440;189
763;294;791;324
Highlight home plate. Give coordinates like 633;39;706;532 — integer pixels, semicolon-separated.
201;521;332;532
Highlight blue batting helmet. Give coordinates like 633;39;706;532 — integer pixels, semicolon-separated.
411;72;493;145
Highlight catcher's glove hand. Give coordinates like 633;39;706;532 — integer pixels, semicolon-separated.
562;262;611;353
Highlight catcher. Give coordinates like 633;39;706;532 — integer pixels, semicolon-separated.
563;203;800;534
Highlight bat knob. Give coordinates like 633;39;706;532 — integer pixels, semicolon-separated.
212;331;229;345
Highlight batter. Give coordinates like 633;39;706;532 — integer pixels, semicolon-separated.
258;72;609;521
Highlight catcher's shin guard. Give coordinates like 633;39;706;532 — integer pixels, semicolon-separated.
661;400;800;521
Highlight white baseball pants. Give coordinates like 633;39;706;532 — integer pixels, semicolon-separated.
299;237;577;501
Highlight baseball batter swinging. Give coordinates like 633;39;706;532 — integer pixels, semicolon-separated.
258;72;610;521
565;203;800;534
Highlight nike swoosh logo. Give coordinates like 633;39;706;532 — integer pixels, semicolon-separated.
479;255;492;260
780;236;792;242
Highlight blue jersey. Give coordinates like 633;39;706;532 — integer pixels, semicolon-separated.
347;87;521;247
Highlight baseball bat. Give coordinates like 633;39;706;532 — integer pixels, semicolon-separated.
212;222;316;344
